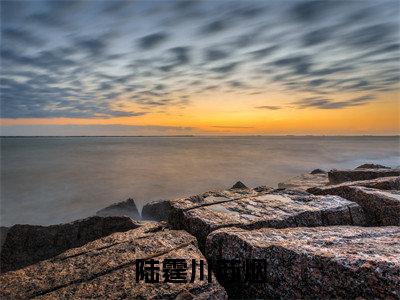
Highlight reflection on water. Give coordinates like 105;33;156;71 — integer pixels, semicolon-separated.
1;136;399;226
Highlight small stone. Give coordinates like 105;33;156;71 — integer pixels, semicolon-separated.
310;168;327;174
231;181;248;189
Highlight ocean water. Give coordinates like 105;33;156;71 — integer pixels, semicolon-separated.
1;136;399;226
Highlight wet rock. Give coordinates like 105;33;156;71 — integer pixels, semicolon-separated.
168;189;365;248
355;163;391;169
141;199;172;221
309;185;400;225
0;216;139;273
310;168;326;174
231;181;248;189
96;198;141;220
328;168;400;184
0;222;227;299
206;226;400;299
278;172;329;191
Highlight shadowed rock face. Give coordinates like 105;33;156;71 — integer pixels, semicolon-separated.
206;226;400;299
278;172;328;191
0;222;227;299
355;163;391;169
309;185;400;226
141;199;172;221
0;216;140;273
96;198;140;220
310;168;327;174
328;168;400;184
168;189;365;248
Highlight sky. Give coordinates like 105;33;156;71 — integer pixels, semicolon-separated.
1;0;399;135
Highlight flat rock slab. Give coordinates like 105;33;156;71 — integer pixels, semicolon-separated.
0;222;227;299
309;185;400;225
0;216;139;273
206;226;400;299
278;173;328;191
308;176;400;193
169;189;365;247
328;168;400;184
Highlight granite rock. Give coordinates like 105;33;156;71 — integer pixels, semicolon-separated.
278;172;328;191
168;189;365;248
206;226;400;299
0;216;139;273
308;176;400;193
328;168;400;184
309;185;400;225
96;198;141;220
0;222;227;299
141;199;173;221
355;163;391;169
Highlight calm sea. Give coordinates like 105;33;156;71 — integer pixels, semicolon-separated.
1;136;399;226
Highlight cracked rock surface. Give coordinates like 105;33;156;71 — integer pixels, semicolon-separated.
168;189;365;247
206;226;400;299
309;185;400;226
0;222;227;299
0;216;140;273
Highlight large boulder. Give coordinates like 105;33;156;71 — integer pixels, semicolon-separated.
0;222;227;299
96;198;140;220
278;172;328;191
141;199;172;221
206;226;400;299
328;168;400;184
168;188;365;248
0;216;139;273
309;185;400;225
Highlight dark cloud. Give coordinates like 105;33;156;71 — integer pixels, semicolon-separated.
291;0;336;22
102;0;132;14
2;28;46;47
347;23;397;48
200;19;227;35
75;36;108;56
137;32;169;49
204;48;228;61
303;28;333;47
27;12;66;27
293;95;374;109
249;46;278;59
255;105;282;110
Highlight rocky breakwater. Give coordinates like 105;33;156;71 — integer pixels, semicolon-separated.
166;186;365;249
0;221;226;299
1;163;399;299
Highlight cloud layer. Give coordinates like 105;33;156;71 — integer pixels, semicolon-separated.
1;0;399;118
